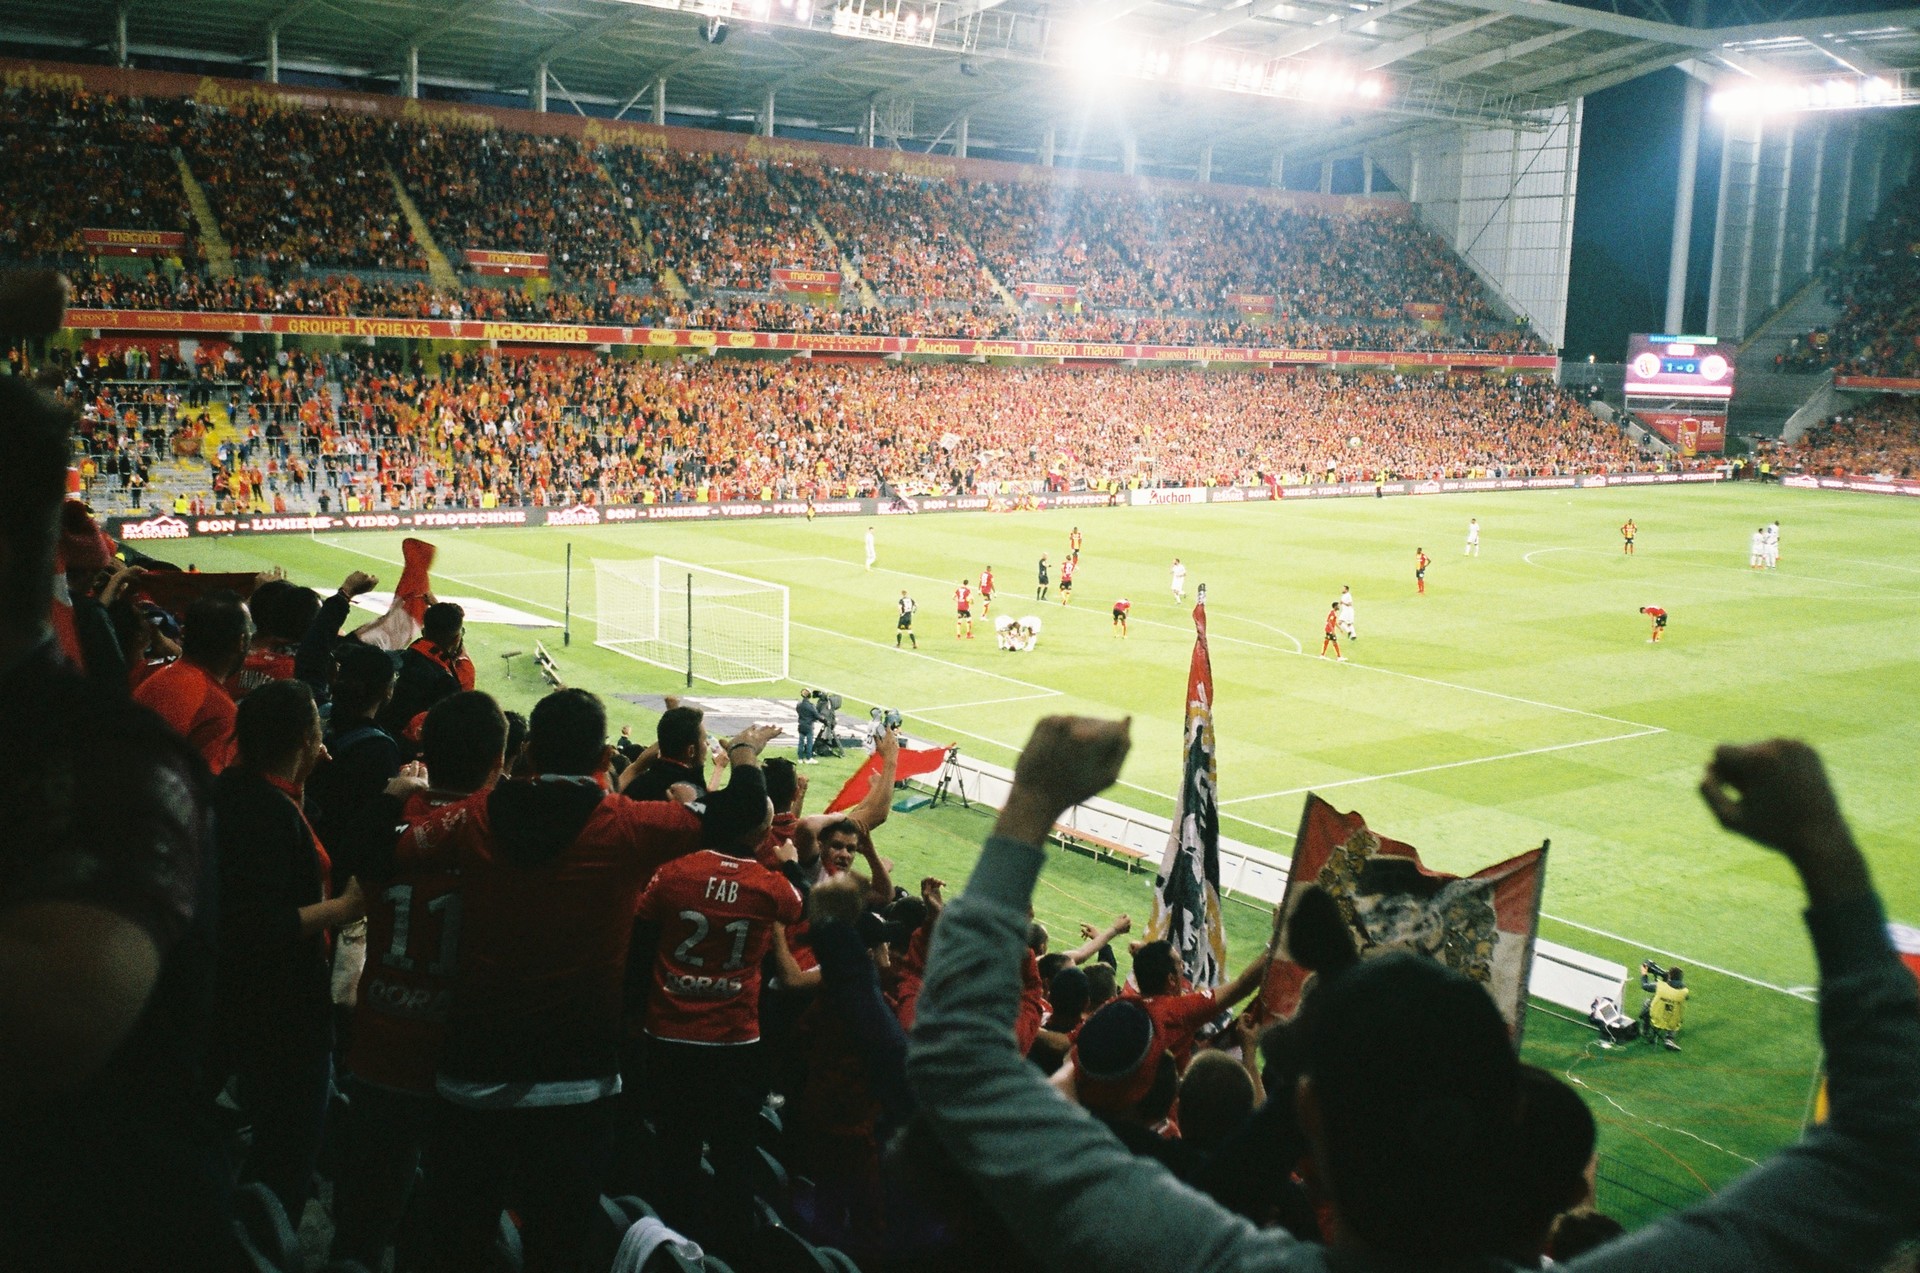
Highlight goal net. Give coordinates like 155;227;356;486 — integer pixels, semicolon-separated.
595;556;790;685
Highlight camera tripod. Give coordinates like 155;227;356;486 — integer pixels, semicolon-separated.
931;747;971;809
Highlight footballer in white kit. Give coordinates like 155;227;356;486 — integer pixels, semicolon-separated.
1750;527;1766;569
1765;521;1780;568
1465;518;1480;556
1337;586;1357;640
1171;558;1188;603
865;526;877;570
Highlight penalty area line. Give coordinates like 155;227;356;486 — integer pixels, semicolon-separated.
1219;727;1666;805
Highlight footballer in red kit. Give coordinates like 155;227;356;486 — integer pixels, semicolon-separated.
1640;605;1668;643
979;566;994;614
1415;548;1431;594
1059;555;1076;604
954;581;973;638
1111;597;1131;637
1320;604;1345;660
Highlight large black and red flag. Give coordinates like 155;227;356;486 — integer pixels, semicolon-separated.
1147;596;1228;989
1262;795;1548;1040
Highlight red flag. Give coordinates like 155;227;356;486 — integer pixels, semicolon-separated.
1262;794;1547;1040
825;744;951;813
1145;600;1227;988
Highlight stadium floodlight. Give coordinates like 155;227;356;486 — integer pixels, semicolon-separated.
596;557;790;687
1709;71;1916;116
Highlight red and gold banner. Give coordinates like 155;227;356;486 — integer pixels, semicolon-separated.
1261;794;1548;1039
1835;376;1920;393
83;227;187;256
1638;410;1726;454
60;307;1560;370
1404;302;1446;320
1226;292;1277;314
462;248;549;277
771;267;842;293
1016;282;1080;303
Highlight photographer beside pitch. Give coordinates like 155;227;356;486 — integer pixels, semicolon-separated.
1639;960;1689;1051
908;725;1920;1271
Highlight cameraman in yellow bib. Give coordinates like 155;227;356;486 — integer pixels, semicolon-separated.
1639;961;1690;1051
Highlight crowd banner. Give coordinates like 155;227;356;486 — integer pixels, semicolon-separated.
1782;474;1920;497
1260;795;1548;1040
1226;293;1277;314
82;228;189;255
103;473;1749;542
1404;302;1447;320
1834;376;1920;393
60;307;1562;370
771;267;842;293
462;249;549;277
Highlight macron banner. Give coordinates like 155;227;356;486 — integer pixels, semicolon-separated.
463;248;549;277
771;267;842;292
1261;795;1548;1039
83;227;188;255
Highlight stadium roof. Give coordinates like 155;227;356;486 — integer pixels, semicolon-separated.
4;0;1918;182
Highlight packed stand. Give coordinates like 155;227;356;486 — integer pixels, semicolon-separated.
602;148;837;294
9;86;1557;353
96;348;1653;516
10;269;1920;1273
388;124;646;292
184;105;424;273
1776;394;1920;479
1780;178;1920;380
0;87;198;266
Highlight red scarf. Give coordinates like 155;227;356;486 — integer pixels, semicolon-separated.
261;773;335;953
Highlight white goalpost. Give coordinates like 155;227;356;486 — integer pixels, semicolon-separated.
594;556;790;686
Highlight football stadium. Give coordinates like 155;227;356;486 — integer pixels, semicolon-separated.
2;1;1918;1270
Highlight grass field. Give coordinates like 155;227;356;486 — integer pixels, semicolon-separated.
178;483;1920;1221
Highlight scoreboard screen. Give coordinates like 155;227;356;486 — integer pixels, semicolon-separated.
1625;334;1735;399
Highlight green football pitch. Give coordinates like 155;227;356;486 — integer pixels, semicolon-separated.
179;483;1920;1220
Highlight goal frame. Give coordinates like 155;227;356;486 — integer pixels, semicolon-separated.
594;556;791;686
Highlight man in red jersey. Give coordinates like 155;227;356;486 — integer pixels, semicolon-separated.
954;579;974;639
1127;934;1278;1072
1640;605;1668;644
330;691;508;1272
1112;597;1131;637
134;590;252;773
1320;602;1345;661
979;565;995;614
413;689;778;1273
637;801;805;1244
1415;548;1431;595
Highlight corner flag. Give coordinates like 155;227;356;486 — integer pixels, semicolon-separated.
1147;596;1228;989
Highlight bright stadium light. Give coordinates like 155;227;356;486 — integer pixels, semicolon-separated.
1709;70;1918;115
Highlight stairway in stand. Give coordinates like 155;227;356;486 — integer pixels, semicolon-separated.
171;149;235;281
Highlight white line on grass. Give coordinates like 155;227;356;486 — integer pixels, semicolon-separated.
899;691;1064;713
1542;914;1817;1001
1219;727;1665;804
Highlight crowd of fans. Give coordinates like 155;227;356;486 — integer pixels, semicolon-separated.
8;351;1920;1273
0;89;198;265
1768;394;1920;479
64;347;1654;515
1778;178;1919;380
8;83;1555;354
185;105;424;275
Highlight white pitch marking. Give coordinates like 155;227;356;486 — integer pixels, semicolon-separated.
1219;727;1666;804
1540;914;1817;1002
899;690;1065;713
